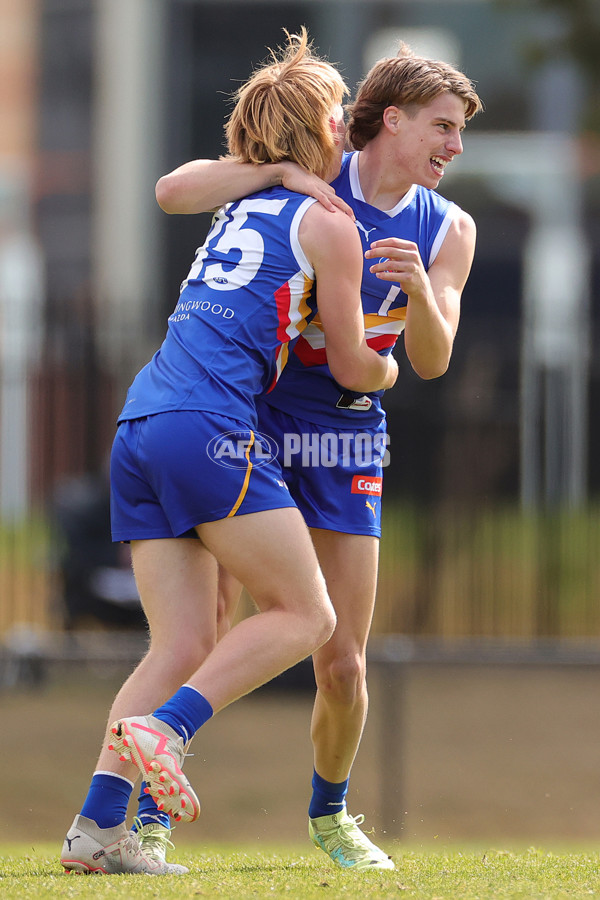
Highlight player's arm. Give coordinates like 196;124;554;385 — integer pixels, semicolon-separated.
365;209;476;379
156;158;352;216
300;204;398;393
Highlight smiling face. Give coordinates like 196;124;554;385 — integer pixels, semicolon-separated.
388;92;467;190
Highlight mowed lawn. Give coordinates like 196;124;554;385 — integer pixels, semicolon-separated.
5;663;600;897
2;842;600;899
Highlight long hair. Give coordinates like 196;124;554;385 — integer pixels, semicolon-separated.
225;27;348;177
348;43;483;150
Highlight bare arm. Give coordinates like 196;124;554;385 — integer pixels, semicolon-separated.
365;210;476;379
156;158;353;217
300;205;398;393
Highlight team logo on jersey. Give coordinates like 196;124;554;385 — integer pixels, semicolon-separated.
351;475;383;496
336;393;373;411
207;430;278;469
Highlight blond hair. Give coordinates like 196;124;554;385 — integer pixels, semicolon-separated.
225;28;348;178
348;43;483;150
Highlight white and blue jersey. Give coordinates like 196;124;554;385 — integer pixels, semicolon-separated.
111;186;320;540
118;186;319;430
263;151;459;427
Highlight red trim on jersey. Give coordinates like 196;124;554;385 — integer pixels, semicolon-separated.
293;334;328;367
366;333;397;351
293;331;396;369
267;282;295;392
274;282;292;342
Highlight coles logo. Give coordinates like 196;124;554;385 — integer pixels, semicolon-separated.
351;475;382;496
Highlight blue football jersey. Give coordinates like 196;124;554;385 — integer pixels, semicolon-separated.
264;151;460;426
118;187;319;430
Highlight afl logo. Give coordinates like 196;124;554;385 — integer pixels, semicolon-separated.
207;430;279;469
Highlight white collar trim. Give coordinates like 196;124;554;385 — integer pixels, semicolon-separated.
349;152;416;216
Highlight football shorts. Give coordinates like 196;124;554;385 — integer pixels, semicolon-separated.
257;401;387;538
110;410;296;541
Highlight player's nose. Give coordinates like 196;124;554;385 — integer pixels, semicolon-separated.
448;129;464;156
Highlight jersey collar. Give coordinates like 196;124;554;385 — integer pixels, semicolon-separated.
349;151;417;216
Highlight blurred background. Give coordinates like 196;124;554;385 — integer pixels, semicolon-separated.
2;0;600;846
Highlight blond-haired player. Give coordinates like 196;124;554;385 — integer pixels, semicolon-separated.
60;29;397;876
150;42;482;872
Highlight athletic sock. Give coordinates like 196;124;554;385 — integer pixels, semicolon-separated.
308;769;349;820
133;782;171;831
80;771;134;829
152;684;214;744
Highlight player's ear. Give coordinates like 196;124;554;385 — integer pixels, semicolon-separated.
382;105;402;134
328;105;346;145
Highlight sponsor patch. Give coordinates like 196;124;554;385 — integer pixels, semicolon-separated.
351;475;382;496
336;392;373;411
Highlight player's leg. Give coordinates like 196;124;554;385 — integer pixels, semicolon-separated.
217;564;244;639
135;563;242;864
189;505;336;710
256;405;394;869
63;416;220;874
306;529;392;870
309;529;378;785
106;410;336;820
122;538;220;860
62;537;217;874
137;561;242;860
110;505;336;821
100;538;218;774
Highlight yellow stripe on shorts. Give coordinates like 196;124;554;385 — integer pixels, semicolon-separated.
227;430;255;517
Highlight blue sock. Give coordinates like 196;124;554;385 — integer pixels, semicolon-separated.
80;771;134;828
152;684;213;744
132;782;171;831
308;769;349;820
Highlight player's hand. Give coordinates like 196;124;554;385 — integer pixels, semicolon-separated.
365;237;428;295
278;161;354;218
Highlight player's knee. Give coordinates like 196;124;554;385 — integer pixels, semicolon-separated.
148;633;216;682
316;652;365;704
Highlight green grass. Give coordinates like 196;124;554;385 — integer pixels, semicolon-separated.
2;844;600;899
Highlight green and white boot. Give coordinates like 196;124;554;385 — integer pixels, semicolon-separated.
309;810;394;871
137;821;188;874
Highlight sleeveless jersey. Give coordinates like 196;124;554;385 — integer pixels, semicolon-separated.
263;151;459;426
118;187;319;430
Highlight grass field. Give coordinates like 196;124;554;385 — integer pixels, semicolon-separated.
2;843;600;898
6;663;600;897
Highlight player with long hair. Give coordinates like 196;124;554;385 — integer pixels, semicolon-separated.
149;42;483;871
60;28;397;876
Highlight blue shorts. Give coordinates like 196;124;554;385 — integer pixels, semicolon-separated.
110;410;296;542
257;401;388;538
